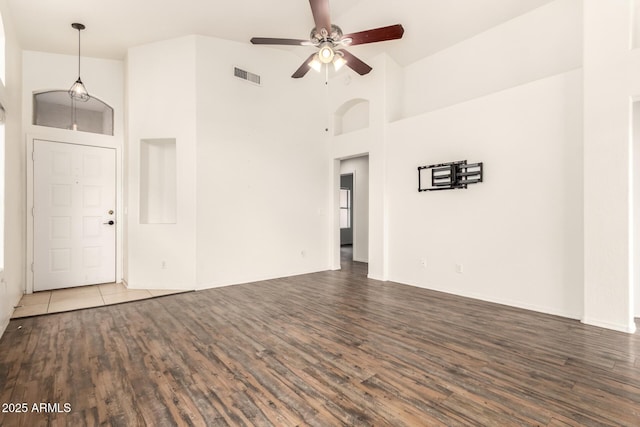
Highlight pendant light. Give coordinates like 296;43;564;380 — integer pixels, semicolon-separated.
68;23;89;102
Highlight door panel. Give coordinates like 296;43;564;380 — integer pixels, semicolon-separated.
33;140;116;291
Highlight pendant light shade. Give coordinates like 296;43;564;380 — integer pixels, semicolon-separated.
317;42;335;64
308;54;322;72
69;77;89;101
333;53;347;71
308;49;348;74
69;23;89;102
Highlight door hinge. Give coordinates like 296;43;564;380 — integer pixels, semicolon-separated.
31;207;34;216
32;151;35;161
30;263;34;272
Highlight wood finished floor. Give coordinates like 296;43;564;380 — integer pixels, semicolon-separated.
1;249;640;426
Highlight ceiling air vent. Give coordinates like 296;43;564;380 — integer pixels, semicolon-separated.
234;67;261;86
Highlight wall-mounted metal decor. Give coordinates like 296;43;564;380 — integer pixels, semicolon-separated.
418;160;483;192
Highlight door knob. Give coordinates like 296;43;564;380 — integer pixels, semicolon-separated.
103;220;115;225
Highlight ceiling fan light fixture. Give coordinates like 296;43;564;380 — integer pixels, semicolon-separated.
333;54;347;71
250;0;404;79
69;22;90;102
318;42;335;64
308;54;322;72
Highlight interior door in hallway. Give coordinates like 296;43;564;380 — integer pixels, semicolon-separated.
33;140;116;291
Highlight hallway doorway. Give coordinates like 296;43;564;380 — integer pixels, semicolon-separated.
340;244;368;276
338;155;369;270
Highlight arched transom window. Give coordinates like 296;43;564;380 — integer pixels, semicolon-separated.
33;90;114;136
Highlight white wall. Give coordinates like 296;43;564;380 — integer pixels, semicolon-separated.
0;0;24;336
126;35;332;290
402;0;582;118
387;70;583;319
194;36;330;288
126;36;197;289
582;0;640;332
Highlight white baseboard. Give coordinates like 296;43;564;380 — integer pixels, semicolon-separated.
582;317;637;334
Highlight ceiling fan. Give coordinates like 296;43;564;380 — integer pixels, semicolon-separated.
250;0;404;78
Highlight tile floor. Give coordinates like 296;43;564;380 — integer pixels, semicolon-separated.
11;283;185;319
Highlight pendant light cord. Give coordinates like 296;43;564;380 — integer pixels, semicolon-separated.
77;27;81;78
71;23;86;80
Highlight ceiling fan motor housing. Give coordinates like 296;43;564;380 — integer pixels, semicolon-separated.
311;24;343;45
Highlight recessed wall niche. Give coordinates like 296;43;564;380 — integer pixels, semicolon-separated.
334;98;370;136
33;90;114;135
139;138;177;224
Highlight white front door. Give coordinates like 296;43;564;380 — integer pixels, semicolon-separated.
33;140;116;291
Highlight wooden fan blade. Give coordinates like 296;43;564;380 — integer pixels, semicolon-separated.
339;50;373;75
342;24;404;46
309;0;331;33
250;37;309;46
292;53;317;78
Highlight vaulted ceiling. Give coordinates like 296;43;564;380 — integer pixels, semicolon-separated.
6;0;554;66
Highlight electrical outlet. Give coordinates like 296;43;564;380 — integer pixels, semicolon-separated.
161;261;167;269
455;263;464;274
420;259;427;268
301;250;306;258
